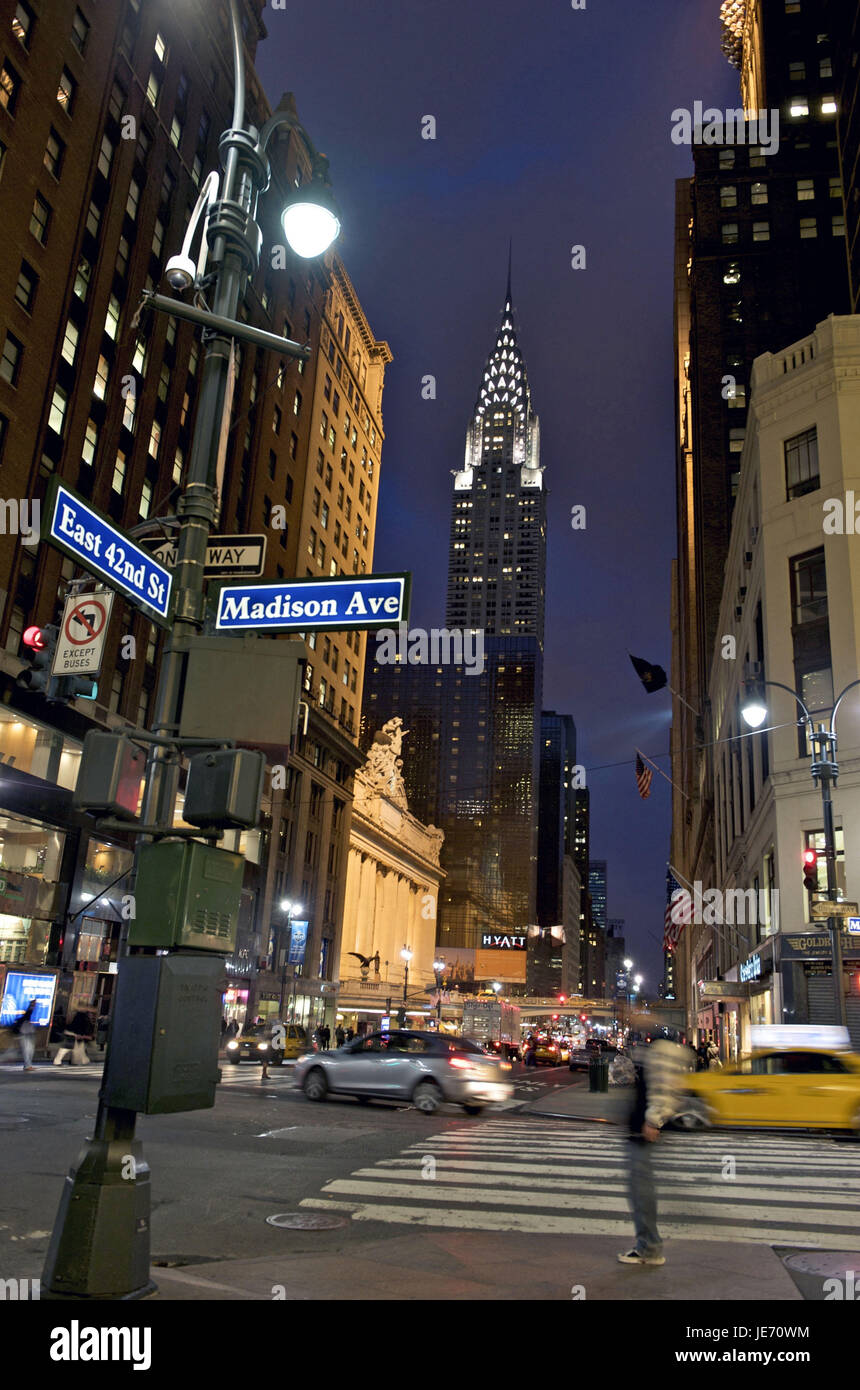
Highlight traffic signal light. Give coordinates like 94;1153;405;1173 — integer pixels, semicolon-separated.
60;676;98;701
802;848;818;893
558;994;566;1004
17;624;60;696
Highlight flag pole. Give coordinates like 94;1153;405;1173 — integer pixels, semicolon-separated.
637;748;690;801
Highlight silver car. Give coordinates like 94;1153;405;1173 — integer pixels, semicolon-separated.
295;1029;514;1114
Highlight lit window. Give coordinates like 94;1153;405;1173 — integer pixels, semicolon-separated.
799;216;817;239
154;32;167;61
832;214;846;237
752;220;770;241
126;180;141;220
820;98;837;116
146;68;161;107
97;134;114;179
112;452;126;493
720;185;737;208
104;295;121;340
85;200;100;238
148;422;161;459
74;258;91;301
751;182;767;205
789;97;809;118
82;418;98;466
93;354;110;400
819;57;833;79
57;68;76;114
789;61;805;81
0;61;20;114
721;223;739;245
48;385;67;435
796;178;814;201
61;320;79;365
139;480;152;519
12;3;33;47
122;387;136;432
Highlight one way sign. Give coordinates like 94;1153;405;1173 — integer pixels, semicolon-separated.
141;534;267;577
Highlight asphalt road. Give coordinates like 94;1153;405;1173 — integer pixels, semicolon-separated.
0;1058;575;1282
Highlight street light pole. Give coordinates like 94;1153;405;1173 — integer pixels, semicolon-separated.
742;676;860;1030
41;0;340;1301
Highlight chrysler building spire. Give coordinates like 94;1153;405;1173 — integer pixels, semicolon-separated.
475;258;532;422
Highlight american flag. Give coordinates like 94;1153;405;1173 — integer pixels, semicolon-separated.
635;751;653;799
664;870;692;952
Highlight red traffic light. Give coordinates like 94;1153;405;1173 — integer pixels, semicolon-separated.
803;849;817;867
552;1014;559;1020
23;625;46;651
558;994;566;1003
803;848;818;892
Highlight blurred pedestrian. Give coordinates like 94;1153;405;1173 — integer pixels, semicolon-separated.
53;1010;94;1066
12;1000;37;1071
618;1032;688;1267
707;1040;722;1070
345;1027;355;1043
335;1025;345;1048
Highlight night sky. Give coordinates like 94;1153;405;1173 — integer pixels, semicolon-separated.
255;1;739;987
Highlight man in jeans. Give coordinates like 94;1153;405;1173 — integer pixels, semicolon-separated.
618;1034;688;1266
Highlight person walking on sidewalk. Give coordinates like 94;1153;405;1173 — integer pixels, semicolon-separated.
12;1000;37;1071
52;1010;94;1066
617;1034;688;1267
707;1039;722;1070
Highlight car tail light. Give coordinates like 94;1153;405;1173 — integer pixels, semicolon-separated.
449;1056;472;1069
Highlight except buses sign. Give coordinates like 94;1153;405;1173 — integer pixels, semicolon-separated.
213;573;410;633
43;480;174;627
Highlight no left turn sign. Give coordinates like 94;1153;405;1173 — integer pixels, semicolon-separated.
52;589;115;675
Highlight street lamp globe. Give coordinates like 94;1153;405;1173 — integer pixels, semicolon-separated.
623;957;633;971
634;974;643;987
433;959;445;973
741;696;768;729
400;947;413;964
279;899;293;913
281;180;341;258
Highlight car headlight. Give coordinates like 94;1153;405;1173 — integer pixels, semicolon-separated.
258;1042;269;1051
227;1041;239;1050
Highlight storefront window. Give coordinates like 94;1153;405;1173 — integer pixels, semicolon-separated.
0;811;66;964
0;707;81;789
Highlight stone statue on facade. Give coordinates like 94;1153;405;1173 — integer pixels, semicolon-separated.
364;717;410;808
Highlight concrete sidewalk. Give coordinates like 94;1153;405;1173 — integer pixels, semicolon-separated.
147;1228;804;1301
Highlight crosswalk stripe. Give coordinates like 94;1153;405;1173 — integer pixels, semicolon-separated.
380;1156;860;1189
348;1162;860;1206
300;1119;860;1246
299;1197;860;1248
403;1143;857;1170
317;1175;858;1229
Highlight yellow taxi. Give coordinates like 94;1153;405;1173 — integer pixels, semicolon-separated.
673;1026;860;1134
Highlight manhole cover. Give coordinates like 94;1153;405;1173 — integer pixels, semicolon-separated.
784;1251;860;1279
266;1212;347;1230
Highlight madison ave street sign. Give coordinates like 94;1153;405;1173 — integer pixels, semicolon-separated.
141;533;267;577
43;480;174;627
213;573;411;633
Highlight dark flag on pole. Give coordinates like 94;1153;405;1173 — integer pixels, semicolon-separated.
635;751;653;800
629;653;668;694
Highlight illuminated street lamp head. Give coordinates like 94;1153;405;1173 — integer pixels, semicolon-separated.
741;676;768;729
623;957;633;971
492;982;502;993
433;959;445;973
741;696;768;729
634;974;643;987
281;157;340;259
400;946;413;963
